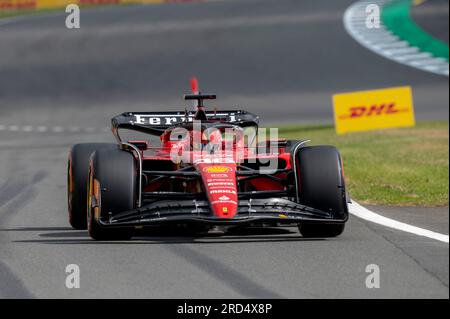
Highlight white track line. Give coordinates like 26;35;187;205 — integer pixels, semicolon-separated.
344;0;449;76
349;201;449;243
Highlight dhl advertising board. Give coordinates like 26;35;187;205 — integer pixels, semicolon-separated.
333;86;415;135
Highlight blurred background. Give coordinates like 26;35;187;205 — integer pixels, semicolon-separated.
0;0;448;127
0;0;448;299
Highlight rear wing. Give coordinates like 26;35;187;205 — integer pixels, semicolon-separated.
111;110;259;141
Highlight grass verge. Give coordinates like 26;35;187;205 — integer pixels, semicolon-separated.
279;121;449;207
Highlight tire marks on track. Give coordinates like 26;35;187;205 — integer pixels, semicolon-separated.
0;261;34;298
0;171;48;223
166;244;285;298
0;164;49;298
0;180;38;298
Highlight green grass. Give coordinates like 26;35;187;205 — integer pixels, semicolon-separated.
278;121;449;207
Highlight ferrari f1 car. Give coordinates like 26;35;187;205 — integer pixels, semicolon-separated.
68;92;349;240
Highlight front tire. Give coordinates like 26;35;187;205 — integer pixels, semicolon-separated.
294;145;348;238
67;143;116;230
87;147;136;240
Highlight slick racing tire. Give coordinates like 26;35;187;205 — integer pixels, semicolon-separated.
67;143;117;230
87;147;136;240
295;145;347;238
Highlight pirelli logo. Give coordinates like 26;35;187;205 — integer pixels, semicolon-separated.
333;86;415;134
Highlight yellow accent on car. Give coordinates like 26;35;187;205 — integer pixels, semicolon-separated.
203;166;232;173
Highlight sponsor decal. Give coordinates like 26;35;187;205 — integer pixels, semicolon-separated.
203;166;232;173
219;195;230;201
337;103;407;119
333;86;415;134
206;178;234;183
132;113;237;126
134;115;190;125
209;174;231;178
210;189;237;195
209;187;236;192
208;182;235;187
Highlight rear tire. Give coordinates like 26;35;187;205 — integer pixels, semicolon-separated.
87;147;136;240
67;143;116;230
294;145;347;238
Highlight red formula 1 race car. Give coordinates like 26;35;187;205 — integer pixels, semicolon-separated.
67;92;349;240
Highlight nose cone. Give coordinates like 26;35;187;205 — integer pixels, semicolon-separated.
195;162;238;218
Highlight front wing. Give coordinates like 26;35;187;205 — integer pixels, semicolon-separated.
98;198;348;227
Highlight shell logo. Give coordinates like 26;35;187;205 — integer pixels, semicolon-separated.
203;166;232;173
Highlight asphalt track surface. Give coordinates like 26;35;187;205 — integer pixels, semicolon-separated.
0;0;448;298
412;0;449;44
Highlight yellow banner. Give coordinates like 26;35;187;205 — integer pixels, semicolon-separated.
36;0;74;9
333;86;415;135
